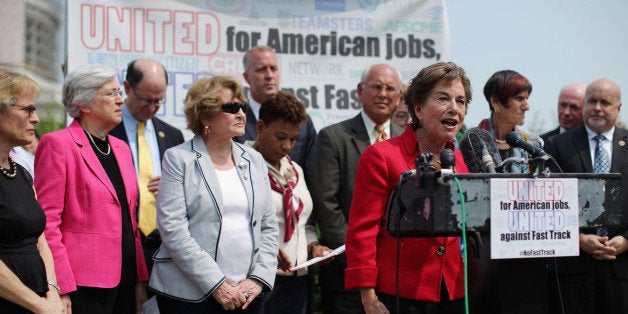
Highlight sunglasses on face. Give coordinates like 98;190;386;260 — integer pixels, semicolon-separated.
221;102;248;114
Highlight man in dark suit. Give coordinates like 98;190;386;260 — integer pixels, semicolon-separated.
234;46;317;169
109;59;184;271
309;64;404;314
540;83;586;143
545;78;628;314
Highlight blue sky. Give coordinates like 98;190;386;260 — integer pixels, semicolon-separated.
447;0;628;134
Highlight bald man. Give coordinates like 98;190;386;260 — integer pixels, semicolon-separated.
545;78;628;313
541;83;586;143
110;59;184;271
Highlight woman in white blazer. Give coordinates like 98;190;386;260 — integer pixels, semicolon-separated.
148;76;278;313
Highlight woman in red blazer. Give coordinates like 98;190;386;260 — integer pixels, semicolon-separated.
345;62;471;314
34;65;149;314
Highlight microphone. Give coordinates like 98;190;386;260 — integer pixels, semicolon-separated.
505;132;546;157
440;148;455;169
459;128;502;173
438;149;455;184
481;144;496;173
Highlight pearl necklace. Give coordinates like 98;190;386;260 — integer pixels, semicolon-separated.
495;139;507;144
85;130;111;155
0;156;17;179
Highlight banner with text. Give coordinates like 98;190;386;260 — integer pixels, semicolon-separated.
490;178;580;259
67;0;450;136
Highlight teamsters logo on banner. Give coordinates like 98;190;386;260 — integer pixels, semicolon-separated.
67;0;450;137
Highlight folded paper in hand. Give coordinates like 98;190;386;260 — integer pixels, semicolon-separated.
289;245;345;272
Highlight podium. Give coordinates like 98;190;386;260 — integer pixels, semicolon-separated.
387;172;624;237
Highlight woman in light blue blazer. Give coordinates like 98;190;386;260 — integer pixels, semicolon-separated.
149;76;278;313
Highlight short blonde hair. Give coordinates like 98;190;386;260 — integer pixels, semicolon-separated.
184;76;246;135
0;67;40;111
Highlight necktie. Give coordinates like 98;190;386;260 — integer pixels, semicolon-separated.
375;124;387;143
593;134;610;173
268;158;303;242
137;121;156;235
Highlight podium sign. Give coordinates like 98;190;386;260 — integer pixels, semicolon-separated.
489;178;580;259
386;173;623;238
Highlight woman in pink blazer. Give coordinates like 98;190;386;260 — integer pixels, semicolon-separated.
34;65;148;314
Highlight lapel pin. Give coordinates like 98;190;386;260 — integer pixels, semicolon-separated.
238;162;249;180
158;131;165;138
619;140;626;147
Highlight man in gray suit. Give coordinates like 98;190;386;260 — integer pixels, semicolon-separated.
309;64;404;314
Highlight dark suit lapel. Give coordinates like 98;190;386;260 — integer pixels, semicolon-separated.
611;128;628;172
244;109;258;141
152;117;170;158
109;121;129;143
573;126;593;172
348;114;370;155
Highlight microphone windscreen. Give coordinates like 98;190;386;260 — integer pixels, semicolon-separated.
440;148;455;169
459;128;502;173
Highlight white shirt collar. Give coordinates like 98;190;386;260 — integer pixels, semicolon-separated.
585;125;614;142
248;97;262;121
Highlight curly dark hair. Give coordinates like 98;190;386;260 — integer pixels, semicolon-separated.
259;91;307;126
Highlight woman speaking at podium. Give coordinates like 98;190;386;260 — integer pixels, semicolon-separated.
345;62;470;313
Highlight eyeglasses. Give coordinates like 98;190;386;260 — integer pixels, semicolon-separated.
96;89;124;99
221;102;248;114
11;103;37;117
363;82;400;95
131;86;164;107
394;111;410;120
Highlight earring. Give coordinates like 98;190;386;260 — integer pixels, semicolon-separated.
204;125;210;135
493;105;501;113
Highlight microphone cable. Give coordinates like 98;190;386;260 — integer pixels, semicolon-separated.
452;175;470;314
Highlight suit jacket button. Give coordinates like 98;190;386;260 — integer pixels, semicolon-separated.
436;245;446;256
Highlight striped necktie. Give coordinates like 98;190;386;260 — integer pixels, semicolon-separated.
375;124;387;143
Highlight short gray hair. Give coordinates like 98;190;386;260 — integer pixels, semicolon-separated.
63;64;118;118
242;46;275;70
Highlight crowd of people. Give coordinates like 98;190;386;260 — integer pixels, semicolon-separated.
1;45;627;314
